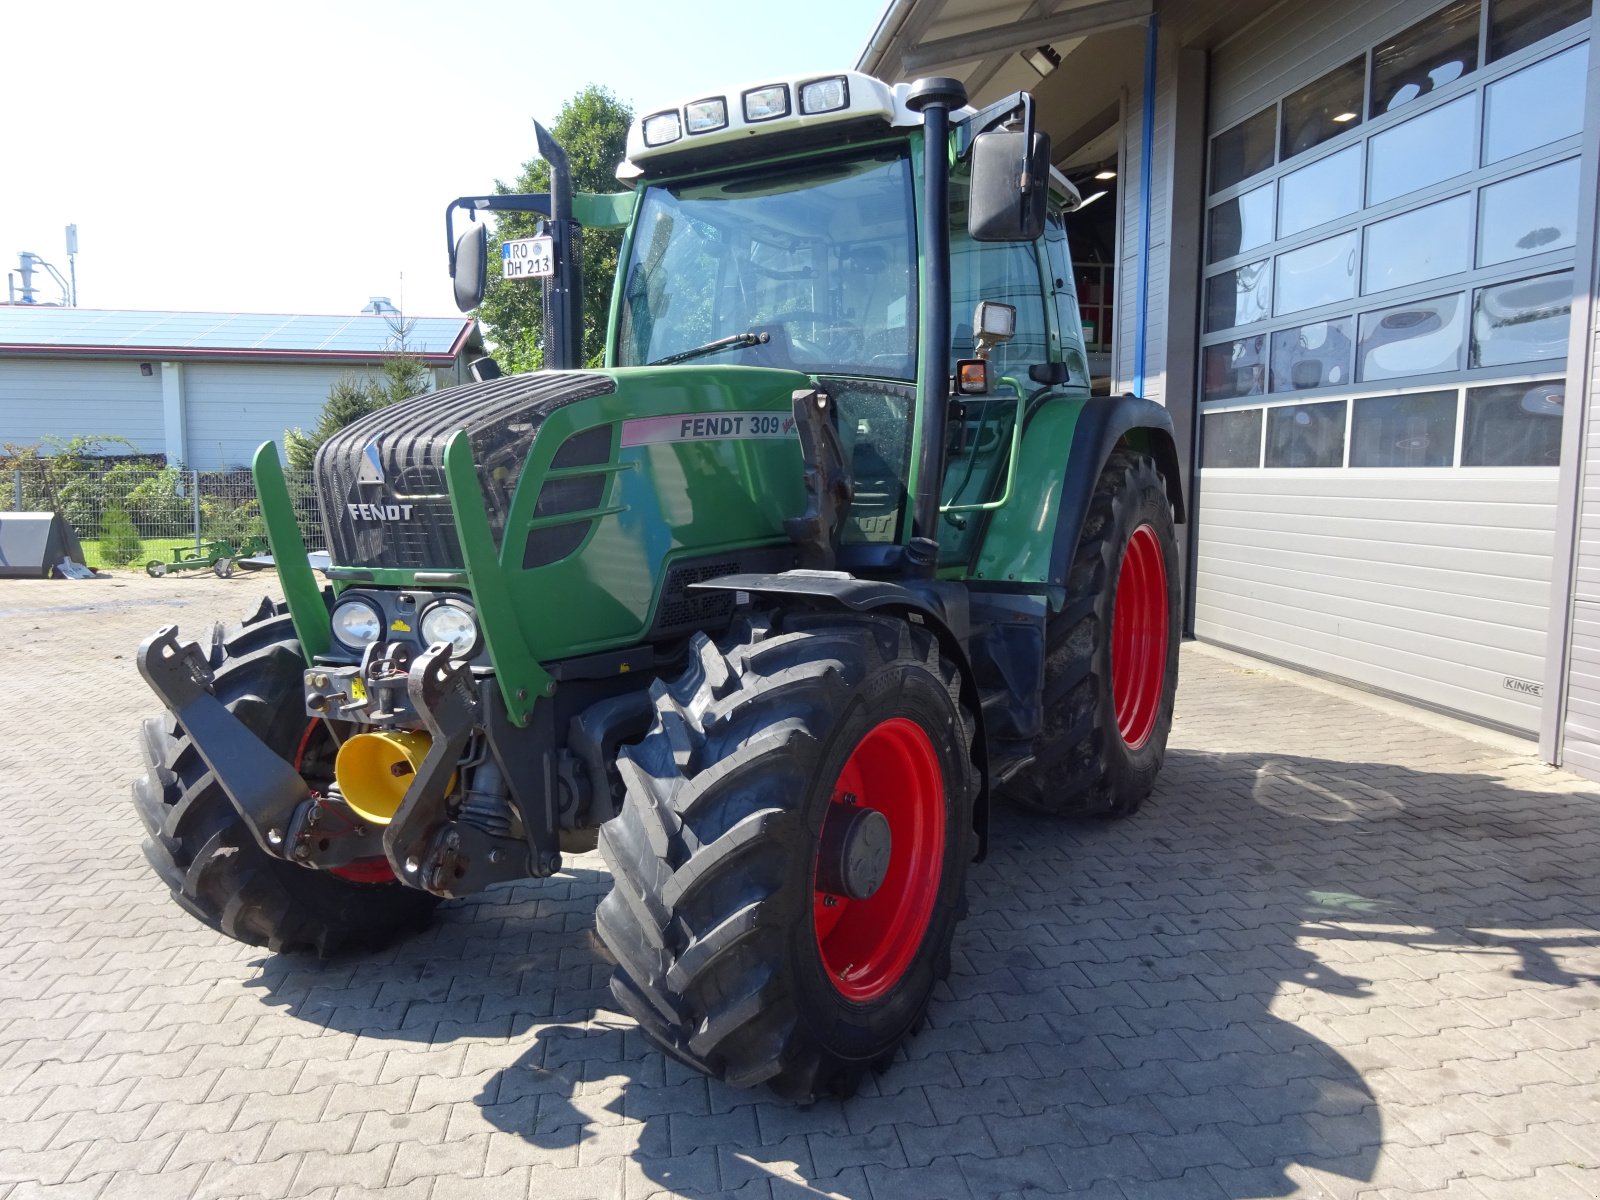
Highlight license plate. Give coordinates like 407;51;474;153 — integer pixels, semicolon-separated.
502;236;554;280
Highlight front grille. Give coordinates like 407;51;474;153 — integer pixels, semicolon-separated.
315;372;615;570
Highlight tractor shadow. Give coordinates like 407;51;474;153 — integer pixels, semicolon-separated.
245;747;1600;1198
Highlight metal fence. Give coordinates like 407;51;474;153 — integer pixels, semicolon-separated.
4;462;324;568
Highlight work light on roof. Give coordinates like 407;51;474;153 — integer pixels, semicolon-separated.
685;97;728;134
642;111;682;146
742;84;790;122
799;76;849;114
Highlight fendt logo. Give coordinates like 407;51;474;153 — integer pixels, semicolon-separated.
347;502;415;522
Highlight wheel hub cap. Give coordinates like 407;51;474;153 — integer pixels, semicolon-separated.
817;805;893;900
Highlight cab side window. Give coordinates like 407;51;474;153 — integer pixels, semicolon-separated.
948;229;1050;395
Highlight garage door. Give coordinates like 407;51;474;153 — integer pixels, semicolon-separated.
1194;0;1589;733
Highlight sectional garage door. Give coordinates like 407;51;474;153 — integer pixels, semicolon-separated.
1192;0;1589;733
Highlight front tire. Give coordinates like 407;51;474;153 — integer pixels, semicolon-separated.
1006;449;1181;818
131;600;440;955
596;614;978;1101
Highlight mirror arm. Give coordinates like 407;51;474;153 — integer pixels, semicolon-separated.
445;194;555;274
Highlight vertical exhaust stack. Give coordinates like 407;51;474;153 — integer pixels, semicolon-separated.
535;122;584;370
904;77;968;577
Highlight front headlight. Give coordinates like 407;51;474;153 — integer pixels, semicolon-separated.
330;599;383;650
420;600;480;658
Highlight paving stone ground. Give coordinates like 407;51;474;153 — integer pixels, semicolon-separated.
1;569;1598;1200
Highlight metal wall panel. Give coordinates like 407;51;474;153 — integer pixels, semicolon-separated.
0;359;165;452
1196;471;1558;731
183;362;364;469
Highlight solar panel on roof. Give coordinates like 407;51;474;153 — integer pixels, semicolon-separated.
0;307;471;355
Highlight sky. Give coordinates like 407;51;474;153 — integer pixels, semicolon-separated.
1;0;885;319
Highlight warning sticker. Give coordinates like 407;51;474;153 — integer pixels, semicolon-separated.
619;411;797;447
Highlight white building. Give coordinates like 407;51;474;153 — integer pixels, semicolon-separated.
863;0;1600;776
0;308;482;469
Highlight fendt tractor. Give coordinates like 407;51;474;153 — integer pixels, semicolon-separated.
132;72;1184;1100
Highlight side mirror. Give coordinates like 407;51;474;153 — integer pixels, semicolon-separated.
968;129;1052;242
452;222;487;313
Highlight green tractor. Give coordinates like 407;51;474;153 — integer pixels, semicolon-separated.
132;72;1184;1101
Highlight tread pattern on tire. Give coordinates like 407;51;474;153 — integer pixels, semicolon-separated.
1007;449;1181;819
596;613;979;1101
131;598;439;956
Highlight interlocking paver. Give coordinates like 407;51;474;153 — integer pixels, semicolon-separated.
4;573;1600;1199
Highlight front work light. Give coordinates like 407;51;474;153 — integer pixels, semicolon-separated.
743;84;790;122
799;76;849;114
685;97;728;133
642;111;682;146
331;599;383;650
420;600;480;658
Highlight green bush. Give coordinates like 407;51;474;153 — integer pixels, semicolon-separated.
100;501;144;566
126;468;189;538
199;494;264;545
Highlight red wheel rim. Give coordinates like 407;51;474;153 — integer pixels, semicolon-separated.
293;720;396;885
1111;523;1169;750
813;717;945;1003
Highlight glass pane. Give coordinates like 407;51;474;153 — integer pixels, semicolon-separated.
1358;293;1467;381
1282;57;1366;159
1367;95;1475;205
1265;401;1347;467
1203;409;1263;468
1208;183;1275;263
1471;272;1573;367
1274;231;1358;316
1350;390;1458;467
1489;0;1589;62
1211;107;1277;194
1363;194;1473;295
1206;260;1272;331
1271;318;1356;391
1462;379;1565;464
1478;158;1581;267
1203;335;1268;401
1371;0;1481;115
1483;44;1588;164
1278;145;1362;239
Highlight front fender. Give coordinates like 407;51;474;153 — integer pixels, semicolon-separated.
972;392;1184;592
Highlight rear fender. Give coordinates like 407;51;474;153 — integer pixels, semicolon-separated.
972;393;1184;597
694;571;991;862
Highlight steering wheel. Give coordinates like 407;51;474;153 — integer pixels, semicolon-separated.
768;310;864;361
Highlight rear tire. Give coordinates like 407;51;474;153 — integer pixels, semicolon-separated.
1006;449;1180;818
131;600;440;956
596;614;978;1101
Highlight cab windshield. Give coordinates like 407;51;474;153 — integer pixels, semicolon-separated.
616;149;918;379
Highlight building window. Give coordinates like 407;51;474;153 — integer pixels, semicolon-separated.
1461;379;1564;464
1489;0;1590;62
1211;107;1277;195
1266;401;1346;468
1371;0;1480;116
1201;4;1587;472
1350;390;1457;467
1282;57;1366;160
1477;158;1581;267
1202;408;1263;468
1470;272;1573;368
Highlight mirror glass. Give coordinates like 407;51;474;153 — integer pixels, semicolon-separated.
453;223;487;313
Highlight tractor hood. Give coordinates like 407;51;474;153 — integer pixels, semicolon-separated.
314;365;809;572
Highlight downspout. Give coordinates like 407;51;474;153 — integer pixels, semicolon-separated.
1132;14;1158;398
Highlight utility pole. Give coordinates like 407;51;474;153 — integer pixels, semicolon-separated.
65;225;78;307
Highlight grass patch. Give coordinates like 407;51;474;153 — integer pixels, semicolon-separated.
81;537;198;571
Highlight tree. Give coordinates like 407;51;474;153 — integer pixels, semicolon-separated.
284;354;432;470
477;85;634;373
